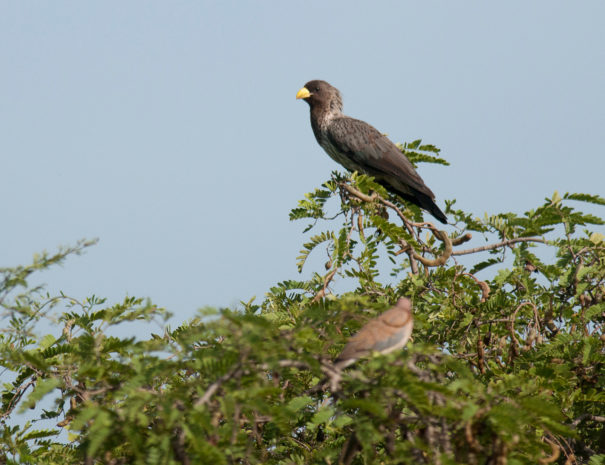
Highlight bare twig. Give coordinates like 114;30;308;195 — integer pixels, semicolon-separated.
339;183;378;203
462;273;490;302
312;209;359;302
452;237;547;256
0;377;37;420
171;426;191;465
339;182;417;236
544;298;559;336
339;432;361;465
406;249;419;274
259;360;311;371
357;210;365;241
476;337;486;374
508;302;537;362
538;437;560;464
312;269;338;303
451;233;473;246
465;420;483;454
572;414;605;426
305;362;344;394
195;363;242;407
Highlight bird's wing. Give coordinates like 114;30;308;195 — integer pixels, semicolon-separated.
337;320;383;360
326;117;435;198
338;315;407;359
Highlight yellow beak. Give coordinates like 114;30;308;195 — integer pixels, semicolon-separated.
296;87;311;99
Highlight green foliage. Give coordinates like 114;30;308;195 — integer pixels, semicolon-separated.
1;145;604;464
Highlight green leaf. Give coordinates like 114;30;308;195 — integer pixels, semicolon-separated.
296;231;334;272
333;414;353;428
309;406;335;429
38;334;56;351
286;396;312;413
19;377;61;413
563;192;605;206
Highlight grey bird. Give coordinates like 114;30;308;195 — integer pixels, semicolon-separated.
296;80;447;224
335;298;414;368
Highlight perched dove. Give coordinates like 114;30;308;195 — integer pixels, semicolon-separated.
335;298;413;368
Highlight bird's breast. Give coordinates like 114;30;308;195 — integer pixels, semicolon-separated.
310;112;364;173
317;135;363;173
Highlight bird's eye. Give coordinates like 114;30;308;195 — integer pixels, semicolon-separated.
315;87;320;92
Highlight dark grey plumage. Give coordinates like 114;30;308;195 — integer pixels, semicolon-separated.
296;80;447;224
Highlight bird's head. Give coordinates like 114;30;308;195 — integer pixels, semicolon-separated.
395;297;412;312
296;80;343;114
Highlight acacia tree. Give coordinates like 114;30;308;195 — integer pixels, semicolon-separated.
1;141;604;464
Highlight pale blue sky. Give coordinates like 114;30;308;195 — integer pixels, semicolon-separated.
2;1;604;316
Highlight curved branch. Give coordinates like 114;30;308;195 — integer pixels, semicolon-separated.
411;230;452;267
338;182;473;268
508;302;537;362
339;183;377;203
338;182;417;237
462;273;490;302
406;249;419;274
451;233;473;246
312;269;338;303
538;438;560;465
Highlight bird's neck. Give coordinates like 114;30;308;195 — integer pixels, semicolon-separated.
311;104;343;132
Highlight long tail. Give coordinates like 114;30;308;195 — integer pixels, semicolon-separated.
422;197;448;224
375;180;448;224
395;188;448;224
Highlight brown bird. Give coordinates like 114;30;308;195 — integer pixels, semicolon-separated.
335;298;414;368
296;80;447;224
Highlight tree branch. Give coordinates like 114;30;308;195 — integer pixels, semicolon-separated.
538;437;560;465
194;363;242;407
410;229;452;267
171;426;191;465
452;233;473;246
338;432;361;465
462;273;490;302
572;414;605;426
312;268;338;302
339;183;378;203
452;237;547;256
